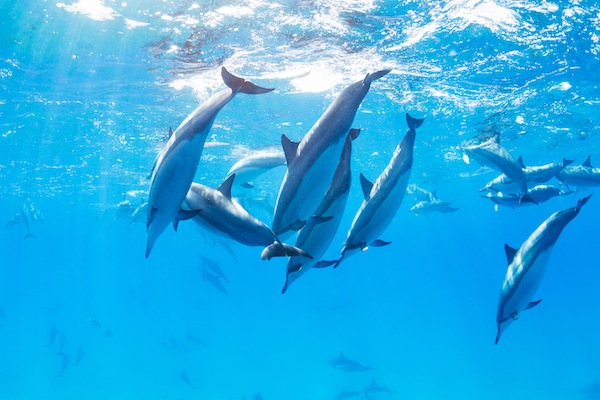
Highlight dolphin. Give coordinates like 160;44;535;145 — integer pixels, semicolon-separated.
328;352;374;373
362;380;394;395
335;114;422;267
198;254;230;283
145;67;274;257
201;269;229;296
558;155;600;187
282;129;359;294
226;148;286;188
483;184;573;210
184;176;312;260
480;157;574;192
406;184;436;202
462;132;536;204
495;194;592;344
409;199;460;215
21;202;36;239
272;69;391;235
334;389;361;400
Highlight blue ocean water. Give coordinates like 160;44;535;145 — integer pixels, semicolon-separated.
1;0;600;399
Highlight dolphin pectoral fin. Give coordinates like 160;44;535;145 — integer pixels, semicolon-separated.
406;113;425;131
349;128;361;140
281;134;299;166
221;67;274;94
241;182;254;189
462;153;470;165
371;239;391;247
525;299;542;310
289;219;306;231
173;209;201;231
315;260;338;269
360;173;373;200
217;174;235;198
495;328;501;345
519;193;538;205
577;194;593;212
504;243;518;264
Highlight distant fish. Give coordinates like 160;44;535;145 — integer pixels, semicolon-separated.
201;269;229;296
495;195;591;344
145;67;274;257
226;148;286;188
558;155;600;187
328;352;374;373
461;131;535;203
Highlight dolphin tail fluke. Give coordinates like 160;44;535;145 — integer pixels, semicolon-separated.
363;69;391;85
406;113;425;131
576;194;593;212
221;67;274;94
260;241;313;260
519;193;538;205
24;233;36;239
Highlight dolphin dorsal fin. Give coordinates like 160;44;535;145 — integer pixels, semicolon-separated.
281;134;299;166
360;173;373;200
517;156;525;168
217;174;235;198
168;127;173;138
504;243;518;264
525;299;542;310
349;128;361;140
583;155;593;168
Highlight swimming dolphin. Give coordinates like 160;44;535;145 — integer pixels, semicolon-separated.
334;389;361;400
483;184;573;210
495;194;592;344
335;114;422;268
272;69;391;236
282;129;359;294
409;199;460;215
328;352;374;373
480;157;574;192
362;380;394;395
184;176;312;260
21;202;36;239
145;67;274;257
201;269;230;296
462;131;536;204
226;148;286;188
198;254;230;283
557;155;600;187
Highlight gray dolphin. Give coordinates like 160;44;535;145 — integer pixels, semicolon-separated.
201;269;229;296
184;175;312;260
410;199;460;215
272;69;391;235
226;148;286;188
328;352;374;373
558;155;600;187
480;157;574;192
483;184;573;210
282;129;359;294
462;132;536;204
495;195;592;344
145;67;274;257
335;114;423;268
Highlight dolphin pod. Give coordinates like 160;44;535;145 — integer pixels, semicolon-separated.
495;195;592;344
272;69;391;236
145;67;274;257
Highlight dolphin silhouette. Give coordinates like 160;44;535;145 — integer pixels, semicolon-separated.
145;67;273;257
495;195;592;344
557;155;600;187
272;69;391;236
